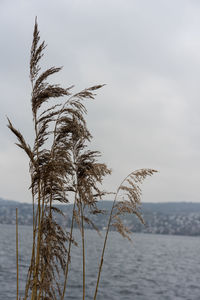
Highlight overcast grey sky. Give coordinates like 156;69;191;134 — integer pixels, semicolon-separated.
1;0;200;203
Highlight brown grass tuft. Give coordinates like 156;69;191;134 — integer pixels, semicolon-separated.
9;18;157;300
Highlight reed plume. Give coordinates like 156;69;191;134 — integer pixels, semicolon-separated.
9;18;157;300
93;168;157;299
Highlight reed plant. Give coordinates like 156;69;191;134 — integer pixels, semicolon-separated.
9;19;157;300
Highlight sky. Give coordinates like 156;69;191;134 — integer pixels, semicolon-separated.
1;0;200;203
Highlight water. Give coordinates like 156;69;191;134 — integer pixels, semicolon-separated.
1;224;200;300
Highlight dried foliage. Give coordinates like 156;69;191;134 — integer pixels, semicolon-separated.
93;169;157;300
9;19;157;300
111;168;157;240
9;18;110;300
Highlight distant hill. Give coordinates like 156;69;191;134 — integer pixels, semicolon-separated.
0;197;19;206
2;197;200;212
1;198;200;236
141;202;200;214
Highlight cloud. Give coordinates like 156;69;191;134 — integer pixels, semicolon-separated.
1;0;200;203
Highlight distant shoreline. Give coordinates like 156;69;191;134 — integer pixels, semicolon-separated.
1;199;200;236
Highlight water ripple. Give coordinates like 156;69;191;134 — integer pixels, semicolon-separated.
1;225;200;299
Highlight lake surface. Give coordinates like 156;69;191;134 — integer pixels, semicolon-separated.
0;224;200;299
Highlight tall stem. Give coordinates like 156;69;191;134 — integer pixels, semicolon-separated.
31;109;42;300
31;182;41;300
93;173;132;300
38;187;48;299
24;193;38;300
61;197;77;299
80;201;86;300
16;208;19;300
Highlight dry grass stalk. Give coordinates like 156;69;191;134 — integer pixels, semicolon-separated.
93;168;157;300
9;18;157;300
16;208;19;300
9;18;110;300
